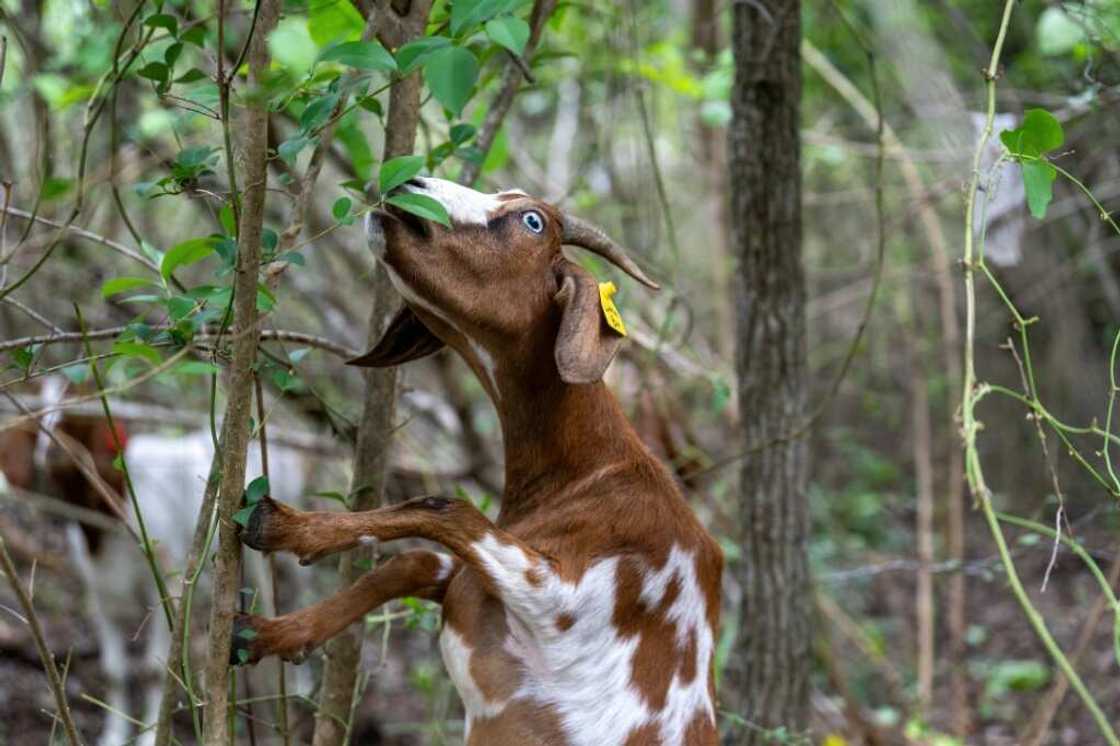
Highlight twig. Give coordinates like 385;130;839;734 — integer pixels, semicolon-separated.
0;325;358;358
458;0;557;186
201;0;278;739
0;205;159;271
960;2;1120;742
0;532;84;746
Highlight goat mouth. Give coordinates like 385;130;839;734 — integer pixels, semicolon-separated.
383;203;432;240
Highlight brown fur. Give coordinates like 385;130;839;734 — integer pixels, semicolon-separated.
236;186;723;745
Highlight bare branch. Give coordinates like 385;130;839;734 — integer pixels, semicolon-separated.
0;532;84;746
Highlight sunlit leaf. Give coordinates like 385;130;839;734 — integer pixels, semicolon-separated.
379;155;425;195
161;237;218;282
999;108;1064;158
423;46;479;115
485;16;530;55
385;193;451;228
319;40;397;72
101;276;157;298
1022;160;1056;219
396;36;451;73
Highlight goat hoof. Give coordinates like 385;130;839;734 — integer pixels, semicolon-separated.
239;497;281;553
230;613;263;666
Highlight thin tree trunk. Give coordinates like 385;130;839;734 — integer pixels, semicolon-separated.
201;1;278;741
726;1;811;741
911;358;935;714
310;6;430;743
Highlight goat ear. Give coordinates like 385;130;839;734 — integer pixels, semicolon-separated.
554;262;625;384
347;306;445;368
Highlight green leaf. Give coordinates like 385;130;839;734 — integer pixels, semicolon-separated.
385;193;451;228
423;46;479;116
174;68;208;84
166;295;198;321
237;627;259;640
232;505;256;528
308;0;364;46
319;40;397;72
181;25;207;47
1022;160;1056;219
137;62;170;84
245;476;270;504
164;42;183;67
395;36;451;74
999;108;1064;158
111;340;162;366
450;0;524;35
101;276;156;298
332;196;352;221
379;155;425;195
161;237;217;281
300;93;340;133
278;134;315;165
276;251;305;266
485;16;530;55
450;123;476;145
174;360;221;376
257;285;276;313
40;177;73;201
268;18;318;74
144;13;179;36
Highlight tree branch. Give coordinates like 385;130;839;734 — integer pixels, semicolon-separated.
0;532;83;746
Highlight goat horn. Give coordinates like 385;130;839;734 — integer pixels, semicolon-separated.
561;215;661;290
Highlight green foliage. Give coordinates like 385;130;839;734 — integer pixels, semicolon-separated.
1000;108;1064;219
385;193;452;227
319;40;397;72
379;155;426;195
423;46;480;115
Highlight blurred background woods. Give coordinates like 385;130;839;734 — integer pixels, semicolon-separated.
0;0;1119;744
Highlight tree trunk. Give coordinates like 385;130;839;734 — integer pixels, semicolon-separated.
725;1;811;741
200;1;279;742
310;6;430;744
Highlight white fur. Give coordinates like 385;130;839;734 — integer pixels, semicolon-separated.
405;177;524;227
60;428;308;746
435;552;457;582
441;537;715;745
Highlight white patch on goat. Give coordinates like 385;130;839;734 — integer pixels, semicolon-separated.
435;552;456;582
405;177;525;227
439;625;509;732
447;535;714;746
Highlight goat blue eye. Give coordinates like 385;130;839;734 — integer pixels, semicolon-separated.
522;211;545;234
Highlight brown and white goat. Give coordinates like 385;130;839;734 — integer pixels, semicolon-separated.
233;177;723;745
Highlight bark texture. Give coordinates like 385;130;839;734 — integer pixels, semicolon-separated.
201;1;278;741
725;0;811;739
310;6;430;744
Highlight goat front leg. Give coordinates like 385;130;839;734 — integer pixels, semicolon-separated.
241;496;561;622
231;549;457;666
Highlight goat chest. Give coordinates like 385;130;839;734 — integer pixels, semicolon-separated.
437;542;718;746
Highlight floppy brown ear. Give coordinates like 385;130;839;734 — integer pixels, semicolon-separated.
347;306;445;367
554;261;625;384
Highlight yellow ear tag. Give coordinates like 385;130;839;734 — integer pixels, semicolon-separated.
598;281;627;336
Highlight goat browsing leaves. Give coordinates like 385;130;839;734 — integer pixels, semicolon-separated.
385;193;453;228
380;155;426;195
